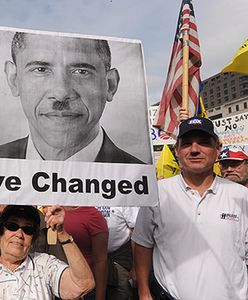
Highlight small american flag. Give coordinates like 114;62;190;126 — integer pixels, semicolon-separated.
153;0;201;138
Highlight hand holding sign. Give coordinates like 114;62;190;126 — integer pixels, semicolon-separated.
44;205;65;245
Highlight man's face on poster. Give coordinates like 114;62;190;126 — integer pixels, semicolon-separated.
5;34;119;151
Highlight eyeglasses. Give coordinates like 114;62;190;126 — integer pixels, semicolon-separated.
219;160;246;170
4;222;35;236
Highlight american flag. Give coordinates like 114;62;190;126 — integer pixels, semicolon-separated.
153;0;201;138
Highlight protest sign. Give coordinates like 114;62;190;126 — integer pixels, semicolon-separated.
0;27;157;206
213;112;248;145
149;106;175;145
150;108;248;146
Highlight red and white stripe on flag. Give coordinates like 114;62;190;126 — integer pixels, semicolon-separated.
153;0;201;139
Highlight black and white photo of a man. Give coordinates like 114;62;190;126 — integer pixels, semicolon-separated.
0;31;144;163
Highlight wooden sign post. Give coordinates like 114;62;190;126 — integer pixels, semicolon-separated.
182;30;189;113
47;228;57;245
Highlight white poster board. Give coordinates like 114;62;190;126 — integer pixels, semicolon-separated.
0;27;158;206
213;113;248;145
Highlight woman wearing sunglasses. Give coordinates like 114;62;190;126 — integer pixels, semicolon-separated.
0;205;95;299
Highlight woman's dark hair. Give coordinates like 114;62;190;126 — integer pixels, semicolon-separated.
0;205;40;242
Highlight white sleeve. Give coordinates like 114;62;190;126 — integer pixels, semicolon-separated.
41;253;68;297
121;207;140;228
131;206;156;248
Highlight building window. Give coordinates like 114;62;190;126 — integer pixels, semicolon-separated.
210;113;223;120
217;92;221;98
231;87;236;92
224;90;228;95
228;107;232;113
211;102;214;107
225;96;228;101
231;80;235;85
210;89;213;94
236;105;239;111
223;83;227;88
240;83;248;89
241;90;248;96
239;75;248;83
232;93;236;98
244;102;247;109
217;99;221;104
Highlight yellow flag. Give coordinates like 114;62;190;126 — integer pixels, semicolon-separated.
222;39;248;74
213;161;222;176
197;95;208;118
156;145;181;179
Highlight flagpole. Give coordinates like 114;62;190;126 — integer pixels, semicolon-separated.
182;30;189;112
153;0;201;137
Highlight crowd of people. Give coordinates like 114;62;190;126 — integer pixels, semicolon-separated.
0;116;248;300
0;26;247;300
0;204;138;300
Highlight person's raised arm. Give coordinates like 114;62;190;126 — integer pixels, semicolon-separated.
44;206;95;299
134;243;153;300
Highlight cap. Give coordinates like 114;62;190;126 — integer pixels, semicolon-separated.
218;148;248;161
0;205;40;227
177;117;218;139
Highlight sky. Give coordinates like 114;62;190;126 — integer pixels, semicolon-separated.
0;0;247;104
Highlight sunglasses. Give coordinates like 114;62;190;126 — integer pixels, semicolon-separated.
4;222;35;236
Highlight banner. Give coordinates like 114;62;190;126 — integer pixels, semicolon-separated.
0;27;157;206
213;112;248;145
150;108;248;146
149;106;175;145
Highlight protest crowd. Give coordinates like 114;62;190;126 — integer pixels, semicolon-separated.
1;0;248;300
1;116;248;300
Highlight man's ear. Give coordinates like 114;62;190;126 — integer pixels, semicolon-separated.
174;143;179;158
106;68;120;102
175;149;178;159
215;138;222;158
216;145;221;159
4;60;19;97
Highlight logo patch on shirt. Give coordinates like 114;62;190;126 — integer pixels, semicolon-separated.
220;213;239;222
97;206;110;218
